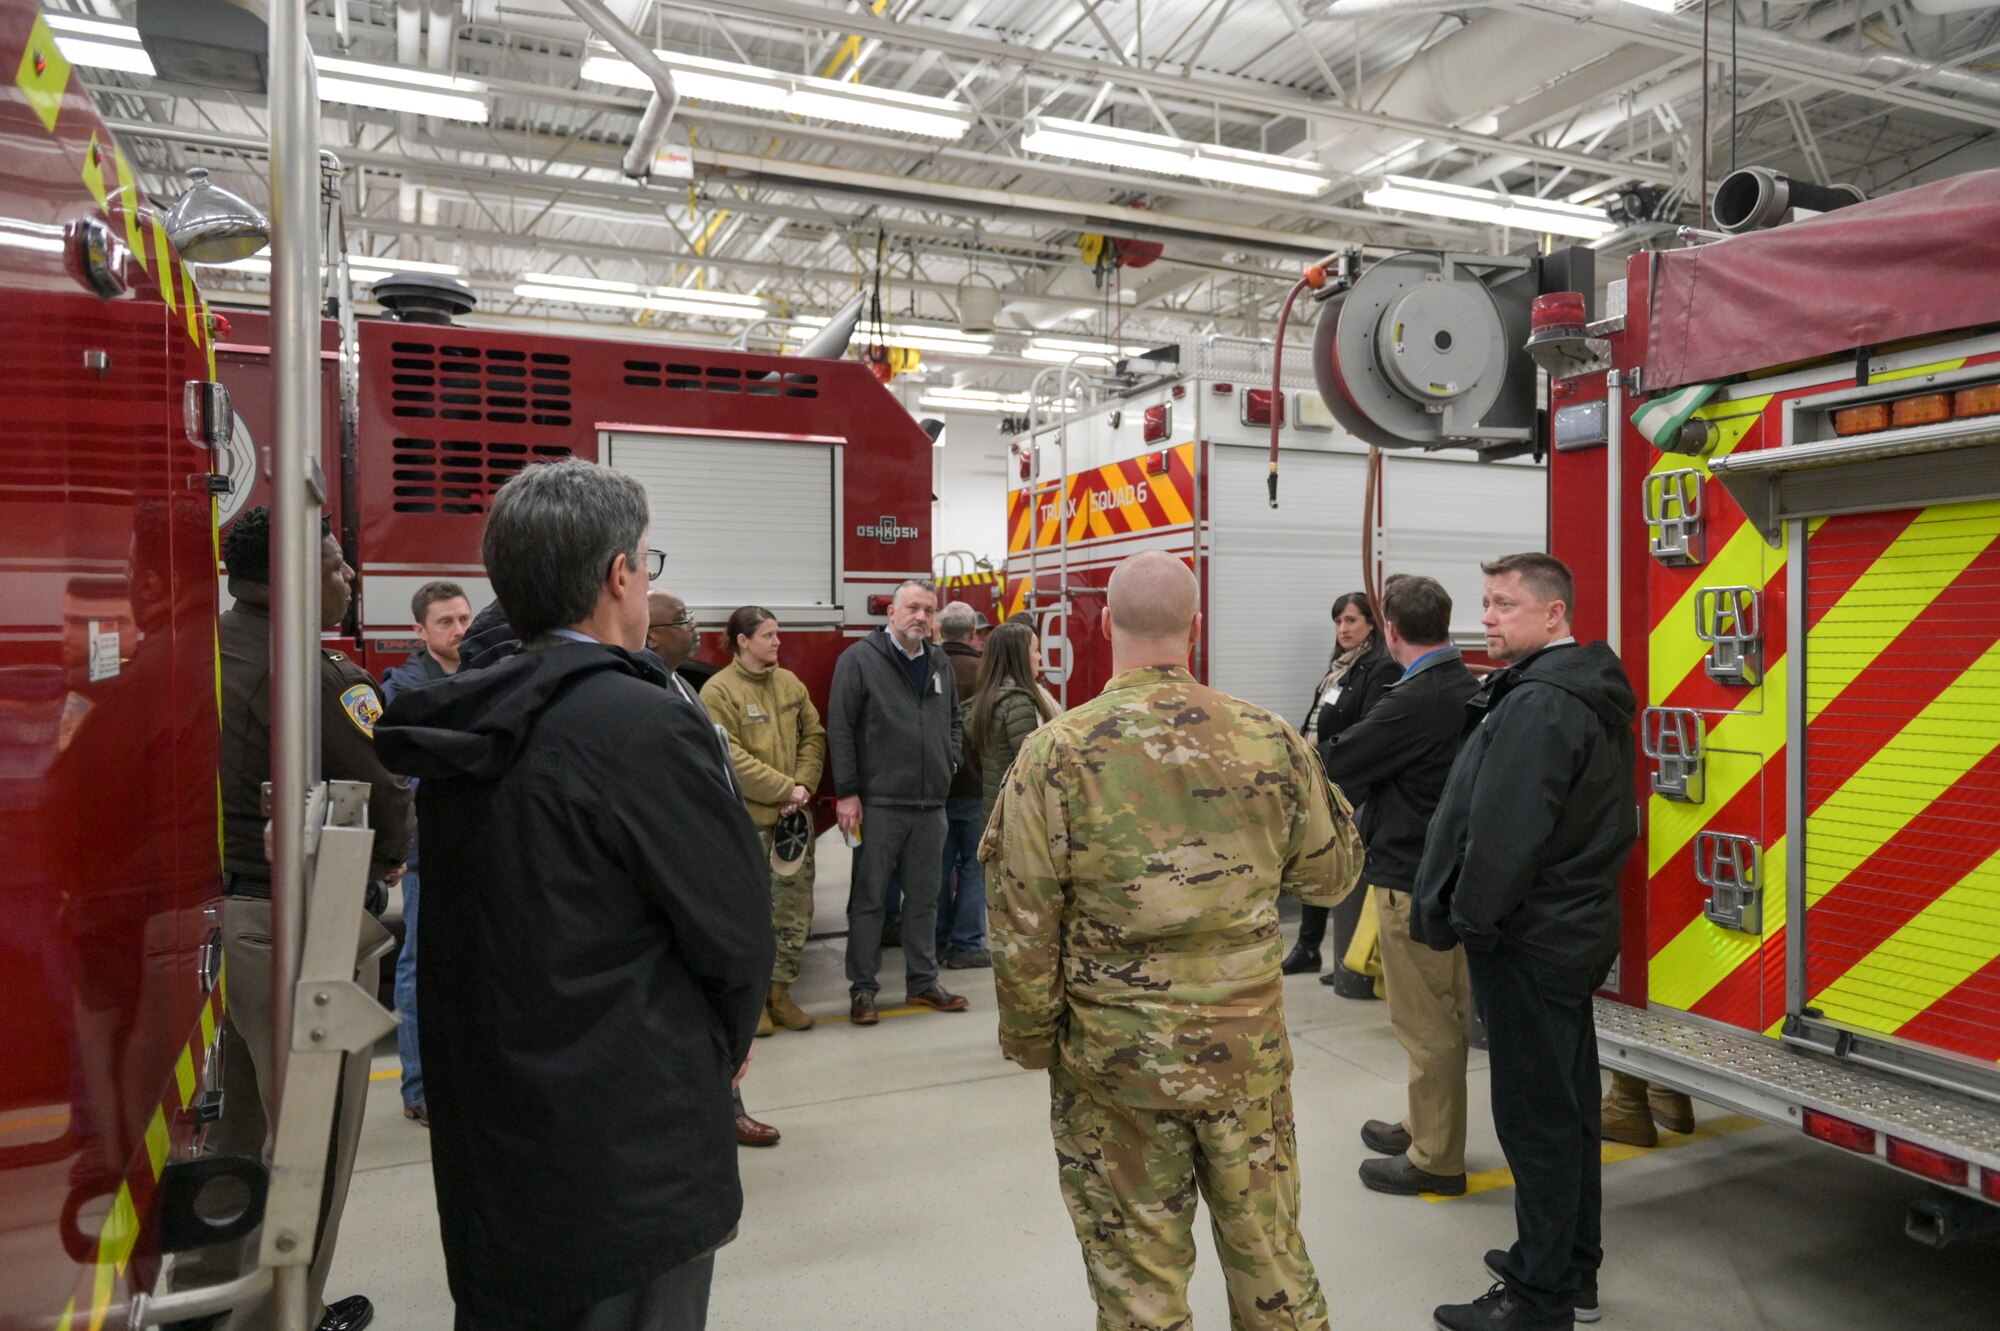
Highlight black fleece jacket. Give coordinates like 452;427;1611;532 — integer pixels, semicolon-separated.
1319;649;1481;893
827;629;963;807
1412;641;1638;972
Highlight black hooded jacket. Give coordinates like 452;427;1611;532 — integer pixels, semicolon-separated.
374;641;773;1329
1412;641;1638;972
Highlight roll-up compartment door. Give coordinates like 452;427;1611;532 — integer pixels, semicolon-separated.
605;432;840;622
1801;498;2000;1064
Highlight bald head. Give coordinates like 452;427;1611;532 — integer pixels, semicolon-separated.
1105;552;1200;669
645;589;695;667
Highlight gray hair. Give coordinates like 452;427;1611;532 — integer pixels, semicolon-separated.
482;459;650;639
937;600;978;641
893;578;937;605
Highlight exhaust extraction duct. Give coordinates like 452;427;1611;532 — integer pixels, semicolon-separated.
1712;167;1866;234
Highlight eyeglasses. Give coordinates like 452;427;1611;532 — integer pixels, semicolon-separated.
611;549;669;582
648;615;697;632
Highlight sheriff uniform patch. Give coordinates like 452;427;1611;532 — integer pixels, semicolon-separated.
340;683;382;737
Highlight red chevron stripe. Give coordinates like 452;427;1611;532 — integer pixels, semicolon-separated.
1804;533;2000;814
1805;743;2000;997
1647;768;1773;955
1892;952;2000;1062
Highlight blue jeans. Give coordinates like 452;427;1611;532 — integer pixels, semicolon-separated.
395;867;423;1110
936;797;987;956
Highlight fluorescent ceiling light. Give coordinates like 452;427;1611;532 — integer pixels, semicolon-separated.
790;319;994;356
581;48;971;140
1019;347;1109;366
315;58;489;122
516;276;768;320
194;250;467;280
45;19;488;121
1029;336;1149;357
1613;0;1680;11
921;390;1081;414
1364;174;1616;241
44;14;156;76
1020;116;1329;197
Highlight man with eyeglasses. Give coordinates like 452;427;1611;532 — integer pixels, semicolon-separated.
377;460;772;1331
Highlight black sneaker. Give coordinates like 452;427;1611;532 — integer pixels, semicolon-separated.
1483;1253;1599;1324
1434;1283;1572;1331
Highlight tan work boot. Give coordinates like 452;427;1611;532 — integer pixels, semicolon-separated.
1600;1071;1658;1147
756;1005;775;1038
1648;1084;1696;1134
768;983;815;1031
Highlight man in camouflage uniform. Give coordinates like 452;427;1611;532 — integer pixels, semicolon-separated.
980;550;1363;1331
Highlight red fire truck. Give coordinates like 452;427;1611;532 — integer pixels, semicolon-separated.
0;4;244;1326
1000;332;1548;722
1535;169;2000;1242
212;302;935;701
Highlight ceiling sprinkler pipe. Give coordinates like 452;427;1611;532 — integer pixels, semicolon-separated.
1712;166;1865;233
559;0;680;179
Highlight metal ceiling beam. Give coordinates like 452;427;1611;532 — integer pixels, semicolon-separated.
661;0;1679;182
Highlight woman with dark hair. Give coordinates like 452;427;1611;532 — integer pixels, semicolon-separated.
1285;591;1396;993
968;620;1058;832
701;606;827;1038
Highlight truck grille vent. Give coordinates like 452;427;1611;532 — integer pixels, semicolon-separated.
620;359;819;398
387;342;573;426
389;438;574;514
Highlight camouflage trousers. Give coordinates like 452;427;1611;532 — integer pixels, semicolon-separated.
1049;1067;1329;1331
757;824;817;984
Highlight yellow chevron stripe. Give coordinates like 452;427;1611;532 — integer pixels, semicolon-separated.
1648;727;1783;879
1812;845;2000;1036
1648;522;1775;708
1644;394;1770;483
57;1297;75;1331
112;146;143;269
15;17;73;133
88;1260;113;1331
1803;500;2000;722
174;1046;197;1109
1153;455;1193;524
199;995;217;1048
151;217;177;314
1805;638;2000;906
144;1107;169;1180
1651;831;1789;1010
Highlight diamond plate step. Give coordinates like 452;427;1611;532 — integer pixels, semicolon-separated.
1595;1000;2000;1183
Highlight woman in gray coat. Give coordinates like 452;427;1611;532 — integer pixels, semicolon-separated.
967;621;1058;831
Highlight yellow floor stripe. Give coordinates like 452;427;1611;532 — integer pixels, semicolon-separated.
1812;845;2000;1035
1423;1114;1765;1202
1804;637;2000;907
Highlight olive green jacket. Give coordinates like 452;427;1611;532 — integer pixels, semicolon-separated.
700;659;825;827
977;685;1049;831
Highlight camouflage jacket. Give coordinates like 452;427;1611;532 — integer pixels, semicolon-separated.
978;665;1362;1109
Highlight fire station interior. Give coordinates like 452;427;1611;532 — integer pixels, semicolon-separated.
11;0;2000;1328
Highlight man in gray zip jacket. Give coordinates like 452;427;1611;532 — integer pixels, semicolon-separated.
830;579;971;1024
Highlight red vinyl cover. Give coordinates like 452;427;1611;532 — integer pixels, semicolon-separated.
1644;169;2000;392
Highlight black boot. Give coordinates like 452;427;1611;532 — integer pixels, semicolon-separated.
1281;943;1322;975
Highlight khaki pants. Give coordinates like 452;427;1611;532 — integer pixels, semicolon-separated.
174;897;379;1328
1049;1068;1329;1331
1375;884;1472;1176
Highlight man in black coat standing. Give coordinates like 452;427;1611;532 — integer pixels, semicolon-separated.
376;459;774;1331
1417;553;1637;1331
1318;575;1481;1200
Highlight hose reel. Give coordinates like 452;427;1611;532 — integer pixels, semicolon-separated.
1311;251;1536;452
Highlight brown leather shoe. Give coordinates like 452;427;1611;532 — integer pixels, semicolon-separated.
735;1114;781;1147
905;985;969;1012
850;992;879;1025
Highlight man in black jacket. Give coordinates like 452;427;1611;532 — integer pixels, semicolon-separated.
1319;575;1480;1200
376;460;774;1331
1417;553;1637;1331
828;579;969;1024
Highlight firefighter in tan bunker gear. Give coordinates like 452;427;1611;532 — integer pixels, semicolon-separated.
981;551;1363;1331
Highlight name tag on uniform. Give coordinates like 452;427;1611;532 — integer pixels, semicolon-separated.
932;674;943;695
744;703;770;724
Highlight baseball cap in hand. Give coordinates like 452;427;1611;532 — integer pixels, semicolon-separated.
772;809;811;874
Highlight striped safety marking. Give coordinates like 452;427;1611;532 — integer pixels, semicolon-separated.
51;969;229;1331
1636;357;2000;1044
1007;443;1194;554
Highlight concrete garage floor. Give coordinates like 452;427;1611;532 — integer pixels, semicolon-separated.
335;835;1996;1329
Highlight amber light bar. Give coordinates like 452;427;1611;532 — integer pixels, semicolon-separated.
1833;379;2000;437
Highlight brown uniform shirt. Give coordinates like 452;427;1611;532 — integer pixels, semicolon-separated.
218;602;413;884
